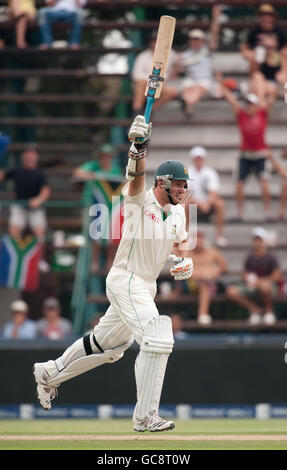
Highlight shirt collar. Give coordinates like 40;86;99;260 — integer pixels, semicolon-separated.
148;187;172;218
149;187;162;209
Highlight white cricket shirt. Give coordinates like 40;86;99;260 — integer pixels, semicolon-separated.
188;165;220;202
112;184;187;282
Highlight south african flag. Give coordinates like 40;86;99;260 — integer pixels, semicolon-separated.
0;235;43;291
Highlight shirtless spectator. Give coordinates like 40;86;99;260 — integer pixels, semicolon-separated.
173;231;228;325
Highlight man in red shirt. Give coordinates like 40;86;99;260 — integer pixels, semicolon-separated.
221;84;274;221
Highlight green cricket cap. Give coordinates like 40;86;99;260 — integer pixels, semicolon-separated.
154;160;190;181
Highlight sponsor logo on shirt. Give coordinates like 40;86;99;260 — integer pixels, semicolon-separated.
144;209;160;223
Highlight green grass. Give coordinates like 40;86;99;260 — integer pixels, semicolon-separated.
0;419;287;450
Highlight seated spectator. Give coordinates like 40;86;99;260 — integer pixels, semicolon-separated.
36;297;73;339
178;4;221;117
226;226;282;325
170;313;191;340
249;34;287;104
186;231;227;325
220;83;273;222
172;231;228;325
0;144;51;240
131;31;180;115
187;146;227;247
240;3;287;79
38;0;87;50
276;148;287;221
73;143;124;272
9;0;37;48
2;299;37;339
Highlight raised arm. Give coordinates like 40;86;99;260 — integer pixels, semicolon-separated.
126;115;151;196
220;83;241;115
209;4;221;52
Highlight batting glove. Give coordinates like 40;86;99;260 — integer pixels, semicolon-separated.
170;256;194;281
128;115;152;144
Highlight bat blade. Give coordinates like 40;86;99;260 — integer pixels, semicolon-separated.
145;15;176;100
144;15;176;119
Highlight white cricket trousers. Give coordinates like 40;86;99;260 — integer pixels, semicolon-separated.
93;267;159;349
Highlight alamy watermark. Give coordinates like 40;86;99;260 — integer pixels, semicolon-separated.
88;197;198;252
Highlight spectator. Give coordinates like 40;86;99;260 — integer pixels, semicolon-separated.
178;4;222;117
249;34;287;104
275;148;287;221
38;0;87;50
170;313;191;340
226;226;281;325
220;84;273;222
9;0;37;48
0;144;51;240
186;146;227;247
73;143;121;183
240;3;287;79
181;231;227;325
36;297;73;339
73;143;124;272
2;299;37;339
131;31;180;115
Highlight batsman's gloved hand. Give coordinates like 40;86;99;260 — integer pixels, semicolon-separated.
128;115;152;144
169;255;194;281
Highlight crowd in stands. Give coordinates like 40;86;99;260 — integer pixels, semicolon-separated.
8;0;87;49
1;297;73;339
0;2;287;337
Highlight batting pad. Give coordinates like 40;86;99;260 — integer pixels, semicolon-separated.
133;315;174;421
44;336;134;387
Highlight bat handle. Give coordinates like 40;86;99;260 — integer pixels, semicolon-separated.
144;96;155;124
134;96;154;144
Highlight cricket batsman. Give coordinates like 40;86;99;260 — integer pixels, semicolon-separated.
33;114;194;432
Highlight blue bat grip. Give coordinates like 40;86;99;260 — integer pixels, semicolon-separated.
135;96;154;143
144;96;155;124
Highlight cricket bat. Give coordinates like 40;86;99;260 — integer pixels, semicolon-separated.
126;16;176;180
144;15;176;123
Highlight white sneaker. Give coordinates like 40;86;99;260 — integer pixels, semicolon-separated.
134;413;175;432
216;236;227;248
262;312;277;325
198;314;212;325
33;363;58;410
248;312;262;325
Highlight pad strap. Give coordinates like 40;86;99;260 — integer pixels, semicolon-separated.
141;336;174;354
83;334;104;355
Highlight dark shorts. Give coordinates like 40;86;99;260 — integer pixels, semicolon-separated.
238;155;267;181
197;206;214;222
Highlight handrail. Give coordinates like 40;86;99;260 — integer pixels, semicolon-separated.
0;199;83;208
0;0;286;6
70;181;94;336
